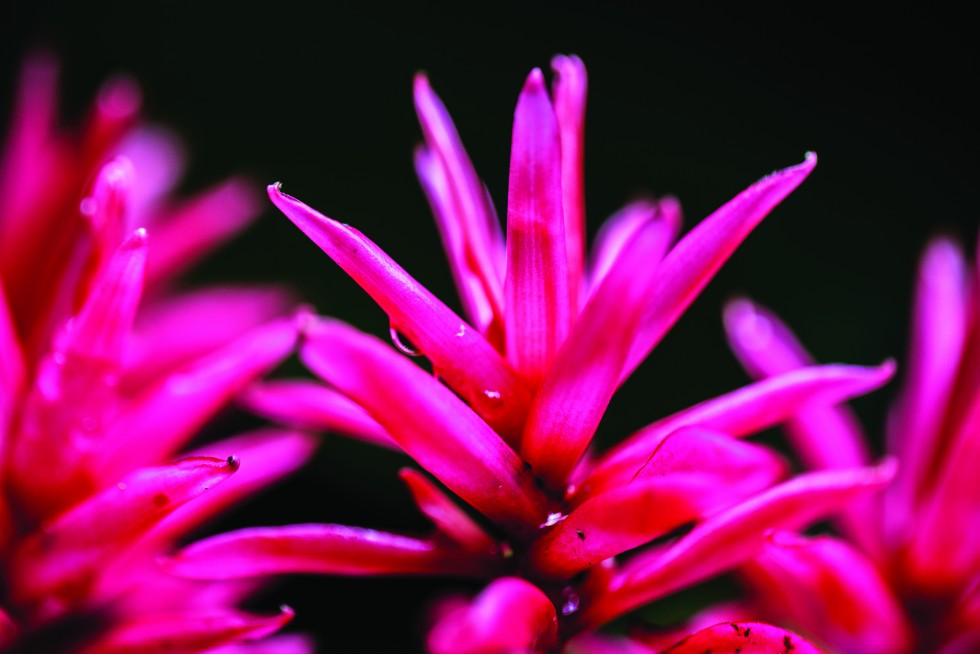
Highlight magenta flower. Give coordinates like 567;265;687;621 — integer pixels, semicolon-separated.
724;238;980;653
0;55;314;653
170;56;894;652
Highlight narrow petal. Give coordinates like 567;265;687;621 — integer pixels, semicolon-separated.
115;126;185;220
588;198;681;293
621;154;817;382
427;578;558;654
206;634;317;654
124;285;292;392
239;379;397;450
522;216;680;490
413;74;505;321
578;461;895;629
269;184;530;441
165;524;498;579
80;75;141;173
0;279;25;430
584;361;894;501
744;532;911;654
81;606;293;654
10;456;238;608
552;54;588;310
144;177;260;288
95;316;298;482
886;238;970;540
399;468;498;555
301;318;548;534
660;622;821;654
505;68;569;387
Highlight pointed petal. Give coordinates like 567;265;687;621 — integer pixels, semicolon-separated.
399;468;498;555
80;75;141;173
11;456;238;607
165;524;498;579
124;285;293;391
300;318;547;534
622;154;817;381
144;177;261;288
413;74;504;319
239;379;396;450
269;184;530;440
427;578;558;654
522;216;680;489
0;279;25;429
206;634;317;654
81;606;292;654
744;532;910;654
95;316;298;482
552;54;588;310
886;239;970;538
588;198;681;293
505;68;569;387
115;126;185;220
660;622;821;654
415;145;496;335
579;461;895;629
585;361;894;500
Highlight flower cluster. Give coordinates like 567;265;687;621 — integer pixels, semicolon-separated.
163;57;897;652
725;237;980;653
0;55;312;653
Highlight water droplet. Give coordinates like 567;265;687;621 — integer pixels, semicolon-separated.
561;591;580;616
483;389;501;400
539;512;566;529
52;352;67;366
455;323;467;337
80;197;97;216
389;324;422;357
116;482;127;491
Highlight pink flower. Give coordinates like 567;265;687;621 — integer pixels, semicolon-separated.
724;238;980;653
0;55;313;653
171;56;894;652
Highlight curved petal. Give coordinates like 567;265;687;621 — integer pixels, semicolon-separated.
165;524;499;579
269;184;530;441
399;468;498;556
621;154;817;382
301;317;548;534
505;68;569;387
427;578;558;654
661;622;821;654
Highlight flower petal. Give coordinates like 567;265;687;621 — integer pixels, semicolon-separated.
522;216;681;490
81;606;293;654
399;468;498;556
621;154;817;382
660;622;821;654
239;379;396;450
552;54;588;310
0;278;25;429
579;461;895;629
205;634;317;654
301;317;548;534
744;532;910;654
587;198;680;293
10;456;238;609
505;68;570;387
427;578;558;654
165;524;498;579
94;316;298;482
413;74;505;322
585;361;894;501
269;184;530;441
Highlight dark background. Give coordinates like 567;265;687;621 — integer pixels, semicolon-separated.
2;3;977;651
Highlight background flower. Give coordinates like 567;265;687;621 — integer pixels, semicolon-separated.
3;2;976;651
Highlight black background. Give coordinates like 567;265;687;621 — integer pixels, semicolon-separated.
2;3;978;651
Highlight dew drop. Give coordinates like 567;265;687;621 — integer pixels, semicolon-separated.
52;352;67;366
539;512;566;529
116;482;127;491
482;389;501;400
80;197;97;216
389;324;422;357
455;323;467;338
561;589;580;616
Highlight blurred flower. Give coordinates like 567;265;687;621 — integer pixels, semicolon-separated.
170;56;893;652
0;54;314;653
725;238;980;653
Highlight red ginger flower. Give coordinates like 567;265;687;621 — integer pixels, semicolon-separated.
0;55;314;653
170;56;894;653
725;237;980;654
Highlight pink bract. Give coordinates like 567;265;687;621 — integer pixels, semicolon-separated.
725;236;980;654
176;56;895;652
0;55;312;653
